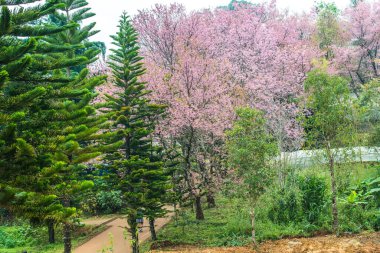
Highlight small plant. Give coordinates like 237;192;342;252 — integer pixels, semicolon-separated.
338;176;380;232
341;176;380;206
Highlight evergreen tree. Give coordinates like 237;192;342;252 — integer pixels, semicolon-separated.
102;13;167;253
27;1;116;248
144;144;171;241
0;0;75;213
44;0;105;76
39;71;120;252
1;2;119;252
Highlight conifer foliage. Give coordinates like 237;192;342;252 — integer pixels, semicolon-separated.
45;0;105;75
0;0;71;212
102;13;167;253
0;1;117;252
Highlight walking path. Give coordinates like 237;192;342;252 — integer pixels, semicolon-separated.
75;211;174;253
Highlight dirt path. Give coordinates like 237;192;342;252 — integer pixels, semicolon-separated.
75;213;173;253
81;216;117;226
151;232;380;253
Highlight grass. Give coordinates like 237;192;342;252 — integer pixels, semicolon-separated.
142;162;380;252
0;221;109;253
142;197;319;252
141;197;252;252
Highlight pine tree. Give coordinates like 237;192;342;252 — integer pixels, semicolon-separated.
44;0;105;76
1;2;119;252
140;139;171;241
23;1;116;248
0;0;75;212
102;13;167;253
40;71;120;252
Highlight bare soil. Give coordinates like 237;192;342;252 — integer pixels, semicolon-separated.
151;232;380;253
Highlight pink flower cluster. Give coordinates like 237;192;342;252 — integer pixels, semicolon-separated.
90;1;380;151
134;1;319;150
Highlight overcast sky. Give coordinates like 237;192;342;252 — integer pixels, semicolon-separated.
87;0;353;49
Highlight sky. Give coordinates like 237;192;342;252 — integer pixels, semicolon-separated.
87;0;352;49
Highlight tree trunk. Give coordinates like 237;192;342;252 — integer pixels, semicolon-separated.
206;193;216;208
149;218;157;241
130;225;139;253
174;203;178;226
194;196;204;220
63;198;72;253
63;222;72;253
47;220;55;244
127;214;140;253
250;209;256;245
329;157;339;235
66;67;71;77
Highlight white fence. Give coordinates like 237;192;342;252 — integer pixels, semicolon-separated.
277;147;380;168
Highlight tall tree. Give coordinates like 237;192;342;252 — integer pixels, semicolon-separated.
0;0;73;214
43;77;117;253
135;2;320;153
315;1;341;59
0;2;116;252
135;4;234;219
226;107;277;244
204;2;319;151
34;0;111;247
304;69;358;234
0;0;95;248
44;0;104;76
102;13;166;253
332;1;380;95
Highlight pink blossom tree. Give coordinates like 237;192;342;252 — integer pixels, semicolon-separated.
332;1;380;95
135;4;235;219
201;2;320;151
132;2;321;220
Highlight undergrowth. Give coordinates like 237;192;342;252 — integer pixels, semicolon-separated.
143;162;380;252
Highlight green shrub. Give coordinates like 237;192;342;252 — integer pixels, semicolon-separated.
267;186;303;224
338;176;380;232
298;175;329;224
81;190;123;215
339;203;379;232
0;225;40;248
96;190;123;214
265;174;329;226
